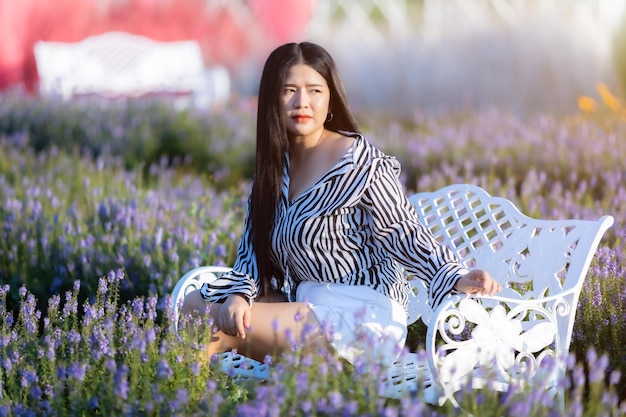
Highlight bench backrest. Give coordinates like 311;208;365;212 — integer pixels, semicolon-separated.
407;184;613;350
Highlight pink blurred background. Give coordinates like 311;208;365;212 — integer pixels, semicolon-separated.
0;0;315;92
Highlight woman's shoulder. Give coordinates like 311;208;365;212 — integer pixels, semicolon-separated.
338;131;397;167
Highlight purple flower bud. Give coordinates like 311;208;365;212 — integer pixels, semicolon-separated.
98;277;108;295
68;362;86;381
293;309;303;322
114;365;129;400
156;359;173;380
609;370;621;386
105;359;116;373
88;396;99;410
20;369;38;388
115;269;125;282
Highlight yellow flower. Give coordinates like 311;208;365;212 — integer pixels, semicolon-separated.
577;96;597;112
596;83;621;112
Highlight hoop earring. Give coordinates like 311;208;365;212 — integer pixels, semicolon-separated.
326;112;334;122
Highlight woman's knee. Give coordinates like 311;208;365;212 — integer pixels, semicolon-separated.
180;289;206;315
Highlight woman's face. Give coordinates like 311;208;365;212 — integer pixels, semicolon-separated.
280;64;331;140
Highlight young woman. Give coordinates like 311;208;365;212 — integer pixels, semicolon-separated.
181;42;501;366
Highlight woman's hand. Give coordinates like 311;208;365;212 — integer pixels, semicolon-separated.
216;294;252;339
454;269;502;296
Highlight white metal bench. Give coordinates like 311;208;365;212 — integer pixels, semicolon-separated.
34;31;230;109
171;183;614;406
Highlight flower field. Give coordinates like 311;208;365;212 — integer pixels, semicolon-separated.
0;88;625;415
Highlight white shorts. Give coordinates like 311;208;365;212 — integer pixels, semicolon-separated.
296;282;407;367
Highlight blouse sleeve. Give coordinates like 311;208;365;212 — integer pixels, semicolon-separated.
361;156;469;309
199;197;260;305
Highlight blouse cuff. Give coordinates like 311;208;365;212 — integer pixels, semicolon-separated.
429;264;469;309
200;276;255;306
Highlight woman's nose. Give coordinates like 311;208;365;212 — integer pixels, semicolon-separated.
293;89;309;108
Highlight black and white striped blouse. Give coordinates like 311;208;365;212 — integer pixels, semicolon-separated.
201;134;468;311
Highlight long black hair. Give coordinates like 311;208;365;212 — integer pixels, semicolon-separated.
251;42;360;296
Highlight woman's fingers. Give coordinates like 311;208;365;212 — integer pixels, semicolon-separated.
458;269;502;296
217;295;251;339
474;270;501;296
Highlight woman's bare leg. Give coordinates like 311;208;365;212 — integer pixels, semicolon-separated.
180;290;327;362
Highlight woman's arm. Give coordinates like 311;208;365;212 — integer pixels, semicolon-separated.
362;157;499;307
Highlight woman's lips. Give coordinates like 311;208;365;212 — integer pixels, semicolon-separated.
292;115;312;123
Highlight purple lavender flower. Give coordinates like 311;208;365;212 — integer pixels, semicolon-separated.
327;391;344;411
300;400;312;414
88;396;99;410
295;371;308;396
20;369;38;388
146;295;158;321
55;365;66;380
400;397;425;415
20;293;40;334
293;309;303;322
62;291;77;318
238;404;266;417
168;388;189;412
131;298;144;319
189;361;200;377
156;359;173;380
609;370;621;386
383;407;399;417
115;269;125;282
68;362;86;381
67;329;81;345
214;244;227;258
113;365;129;400
316;398;328;414
97;277;108;295
318;362;328;377
29;384;42;402
210;392;223;415
589;353;609;384
104;359;117;373
106;270;116;284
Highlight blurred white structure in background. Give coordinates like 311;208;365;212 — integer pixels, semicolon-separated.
233;0;626;114
296;0;626;116
35;32;230;110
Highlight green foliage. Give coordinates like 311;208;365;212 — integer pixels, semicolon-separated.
0;136;247;317
1;279;624;416
0;275;245;415
573;246;626;380
0;92;256;188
